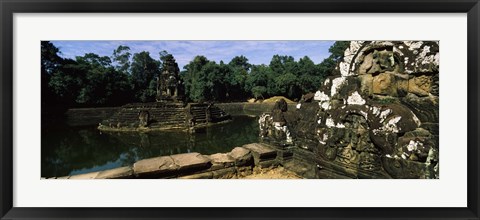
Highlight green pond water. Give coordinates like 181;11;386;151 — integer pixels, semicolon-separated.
41;115;260;178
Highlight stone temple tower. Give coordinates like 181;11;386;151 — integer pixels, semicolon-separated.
156;54;183;102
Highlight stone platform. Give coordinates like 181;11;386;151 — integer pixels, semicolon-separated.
45;143;286;179
97;102;232;132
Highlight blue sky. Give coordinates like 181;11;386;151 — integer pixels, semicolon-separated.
50;40;335;70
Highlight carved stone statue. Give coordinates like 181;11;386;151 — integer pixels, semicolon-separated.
138;110;149;128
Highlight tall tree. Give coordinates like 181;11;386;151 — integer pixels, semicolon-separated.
245;64;270;99
182;56;209;102
112;45;131;74
130;51;160;102
41;41;65;117
268;55;299;98
226;56;250;100
296;56;322;94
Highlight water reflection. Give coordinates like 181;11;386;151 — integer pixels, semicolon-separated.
41;115;259;178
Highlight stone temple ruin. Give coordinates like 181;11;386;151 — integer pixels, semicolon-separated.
259;41;439;179
98;55;231;132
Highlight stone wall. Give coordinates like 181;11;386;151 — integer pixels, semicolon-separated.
65;107;121;126
45;143;282;179
259;41;439;179
97;102;231;132
216;102;297;116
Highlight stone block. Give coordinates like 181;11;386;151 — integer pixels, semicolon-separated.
133;156;177;177
228;147;253;167
242;143;277;159
171;152;211;172
373;72;397;96
242;143;277;165
208;153;235;169
69;172;100;179
96;166;134;179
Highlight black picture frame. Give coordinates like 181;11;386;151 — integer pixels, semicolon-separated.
1;0;479;219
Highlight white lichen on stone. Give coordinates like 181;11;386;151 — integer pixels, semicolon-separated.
324;78;330;85
319;101;331;110
411;112;422;126
379;109;392;123
407;140;423;152
338;41;365;76
434;53;440;66
384;116;402;133
347;91;366;105
258;113;271;138
359;110;368;119
371;106;381;117
314;91;330;101
425;147;438;166
330;77;347;97
314;91;331;110
326;117;335;127
405;41;423;50
393;46;404;56
325;117;345;128
274;123;293;143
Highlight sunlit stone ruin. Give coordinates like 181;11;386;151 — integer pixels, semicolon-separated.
260;41;439;179
98;56;232;132
60;41;439;179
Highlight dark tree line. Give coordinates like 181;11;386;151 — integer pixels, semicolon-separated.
181;41;349;102
41;41;349;114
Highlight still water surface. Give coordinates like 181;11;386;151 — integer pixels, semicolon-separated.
41;115;259;178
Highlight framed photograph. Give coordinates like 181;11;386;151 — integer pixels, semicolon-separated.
1;0;479;219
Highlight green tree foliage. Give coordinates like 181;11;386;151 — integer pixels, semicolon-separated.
245;64;270;99
112;45;131;74
182;56;210;102
43;41;133;111
226;56;250;100
42;41;351;114
130;51;160;102
41;41;64;115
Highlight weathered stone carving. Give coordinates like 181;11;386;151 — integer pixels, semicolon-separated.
98;55;232;133
260;41;439;179
259;99;293;145
156;55;183;102
138;110;149;128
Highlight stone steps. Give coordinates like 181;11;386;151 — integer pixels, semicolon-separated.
99;102;231;130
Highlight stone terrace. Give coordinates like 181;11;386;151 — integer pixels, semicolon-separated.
46;143;291;179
